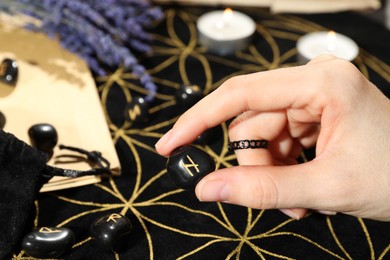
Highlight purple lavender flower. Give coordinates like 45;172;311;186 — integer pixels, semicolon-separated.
0;0;164;102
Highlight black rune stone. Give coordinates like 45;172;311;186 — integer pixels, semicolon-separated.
21;227;75;258
167;145;216;189
0;111;5;129
175;84;203;110
28;123;58;153
124;96;149;123
0;58;18;85
90;213;133;250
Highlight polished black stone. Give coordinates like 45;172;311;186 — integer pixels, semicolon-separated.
175;84;203;110
167;145;216;189
194;126;220;145
0;58;18;85
0;111;5;129
90;213;133;250
28;123;58;153
124;96;149;123
21;227;75;258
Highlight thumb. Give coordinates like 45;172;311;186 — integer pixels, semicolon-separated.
195;162;323;210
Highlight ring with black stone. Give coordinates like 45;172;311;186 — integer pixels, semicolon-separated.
228;139;269;151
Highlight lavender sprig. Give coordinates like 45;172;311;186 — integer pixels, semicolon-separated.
0;0;163;102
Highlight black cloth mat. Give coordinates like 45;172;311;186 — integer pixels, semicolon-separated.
11;6;390;259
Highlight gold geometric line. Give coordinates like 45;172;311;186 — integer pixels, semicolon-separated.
326;216;353;260
267;29;301;41
128;138;158;155
166;9;186;48
149;99;176;114
249;44;270;67
278;15;326;32
236;240;248;260
354;55;370;80
126;130;164;139
205;53;258;70
283;15;327;31
140;201;242;235
226;242;241;260
72;237;92;249
218;202;239;236
133;169;168;199
360;50;390;83
256;24;280;69
300;151;309;163
249;218;296;239
33;200;39;228
134;189;184;206
358;217;375;260
132;208;155;260
248;210;265;234
246;240;291;260
108;174;127;203
279;48;298;64
190;52;214;94
147;55;180;74
122;135;143;196
177;238;234;260
224;154;237;162
151;76;181;89
262;232;344;259
94;183;127;203
378;243;390;260
205;146;233;169
140;213;234;240
123;81;149;98
57;206;123;227
50;194;122;207
149;47;182;55
179;50;192;85
244;208;253;237
149;33;178;47
143;116;179;132
181;13;197;50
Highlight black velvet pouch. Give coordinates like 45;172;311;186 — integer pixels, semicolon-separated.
0;130;110;259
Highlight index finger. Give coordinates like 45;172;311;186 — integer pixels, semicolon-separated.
155;60;332;156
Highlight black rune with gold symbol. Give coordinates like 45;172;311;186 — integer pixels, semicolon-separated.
167;145;216;189
124;96;149;123
90;213;133;251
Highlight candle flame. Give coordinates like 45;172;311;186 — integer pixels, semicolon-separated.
326;31;336;52
223;7;234;21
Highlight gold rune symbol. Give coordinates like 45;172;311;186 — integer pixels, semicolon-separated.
39;227;62;233
106;213;122;223
181;155;200;176
128;105;141;121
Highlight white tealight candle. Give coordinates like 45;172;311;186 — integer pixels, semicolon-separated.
197;8;256;56
297;31;359;64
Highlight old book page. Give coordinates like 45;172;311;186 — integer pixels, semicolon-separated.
0;17;121;192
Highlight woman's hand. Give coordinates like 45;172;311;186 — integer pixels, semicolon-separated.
155;55;390;221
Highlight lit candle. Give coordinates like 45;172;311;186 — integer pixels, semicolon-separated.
197;8;256;56
296;31;359;64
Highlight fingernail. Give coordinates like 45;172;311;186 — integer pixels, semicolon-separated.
318;210;337;216
280;209;300;220
155;129;172;149
196;179;229;202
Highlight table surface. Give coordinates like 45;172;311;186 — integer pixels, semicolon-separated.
12;6;390;260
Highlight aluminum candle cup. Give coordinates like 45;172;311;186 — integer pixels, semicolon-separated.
197;8;256;56
297;31;359;64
